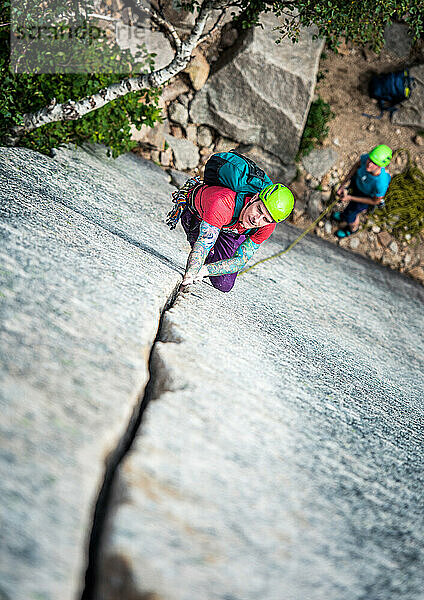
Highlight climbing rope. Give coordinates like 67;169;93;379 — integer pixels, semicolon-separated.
369;148;424;242
240;195;340;275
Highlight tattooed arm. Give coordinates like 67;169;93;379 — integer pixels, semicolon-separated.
206;238;260;277
182;220;220;285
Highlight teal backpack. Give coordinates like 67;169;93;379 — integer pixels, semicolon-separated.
204;150;273;228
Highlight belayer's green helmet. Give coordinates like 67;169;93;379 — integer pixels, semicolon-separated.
258;183;295;222
368;144;392;168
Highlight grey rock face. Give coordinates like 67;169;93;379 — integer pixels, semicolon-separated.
306;189;324;220
197;125;214;148
100;225;424;600
237;144;297;183
164;134;200;170
168;101;189;127
190;13;324;165
167;168;190;189
392;65;424;129
0;144;187;600
383;23;413;59
302;147;338;180
2;145;424;600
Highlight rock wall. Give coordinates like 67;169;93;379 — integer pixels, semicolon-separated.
0;145;187;600
190;13;324;180
134;14;324;183
98;225;424;600
1;145;423;600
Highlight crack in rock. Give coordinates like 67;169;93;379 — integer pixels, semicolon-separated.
80;283;181;600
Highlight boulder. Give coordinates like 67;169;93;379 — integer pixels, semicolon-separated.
302;148;338;181
290;178;308;215
168;101;189;128
167;168;190;189
164;134;199;170
392;65;424;129
160;147;173;167
190;13;324;164
130;97;168;148
130;119;169;150
185;123;198;144
185;49;210;91
383;22;413;59
306;189;323;220
162;79;191;104
197;125;214;148
214;136;238;153
236;144;297;183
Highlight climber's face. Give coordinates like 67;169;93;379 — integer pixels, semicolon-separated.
239;195;275;229
366;158;381;176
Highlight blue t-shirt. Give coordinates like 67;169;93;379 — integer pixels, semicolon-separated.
354;154;391;198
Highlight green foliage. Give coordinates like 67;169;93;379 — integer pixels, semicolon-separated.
0;2;162;157
297;97;334;158
367;156;424;243
179;0;424;52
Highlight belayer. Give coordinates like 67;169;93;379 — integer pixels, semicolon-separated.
166;151;295;292
333;144;392;239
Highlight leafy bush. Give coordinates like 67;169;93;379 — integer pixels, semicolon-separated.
297;97;334;158
226;0;424;53
0;2;162;157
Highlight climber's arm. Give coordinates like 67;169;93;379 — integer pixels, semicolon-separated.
205;238;260;277
182;220;220;285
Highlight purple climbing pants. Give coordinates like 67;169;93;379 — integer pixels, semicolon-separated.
181;207;246;293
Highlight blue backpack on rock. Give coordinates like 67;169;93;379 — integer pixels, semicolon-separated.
363;69;415;120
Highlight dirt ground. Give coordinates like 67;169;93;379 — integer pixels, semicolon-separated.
295;41;424;285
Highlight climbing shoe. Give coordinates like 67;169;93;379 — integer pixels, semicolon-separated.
335;227;355;239
332;211;342;222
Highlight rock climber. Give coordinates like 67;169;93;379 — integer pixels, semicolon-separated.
168;180;295;292
333;144;392;239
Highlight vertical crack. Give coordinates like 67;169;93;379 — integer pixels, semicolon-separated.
80;282;182;600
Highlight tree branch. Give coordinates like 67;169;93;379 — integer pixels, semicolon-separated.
199;9;227;43
4;2;212;145
130;0;182;51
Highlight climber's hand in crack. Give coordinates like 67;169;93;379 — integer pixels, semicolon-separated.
182;266;209;286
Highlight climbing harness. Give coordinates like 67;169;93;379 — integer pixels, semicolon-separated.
166;176;202;229
240;195;339;275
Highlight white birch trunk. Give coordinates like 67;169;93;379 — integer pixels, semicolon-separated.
4;3;211;146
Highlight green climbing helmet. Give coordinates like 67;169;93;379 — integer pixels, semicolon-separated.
258;183;295;222
368;144;392;168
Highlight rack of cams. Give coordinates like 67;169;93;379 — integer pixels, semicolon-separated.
367;149;424;243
